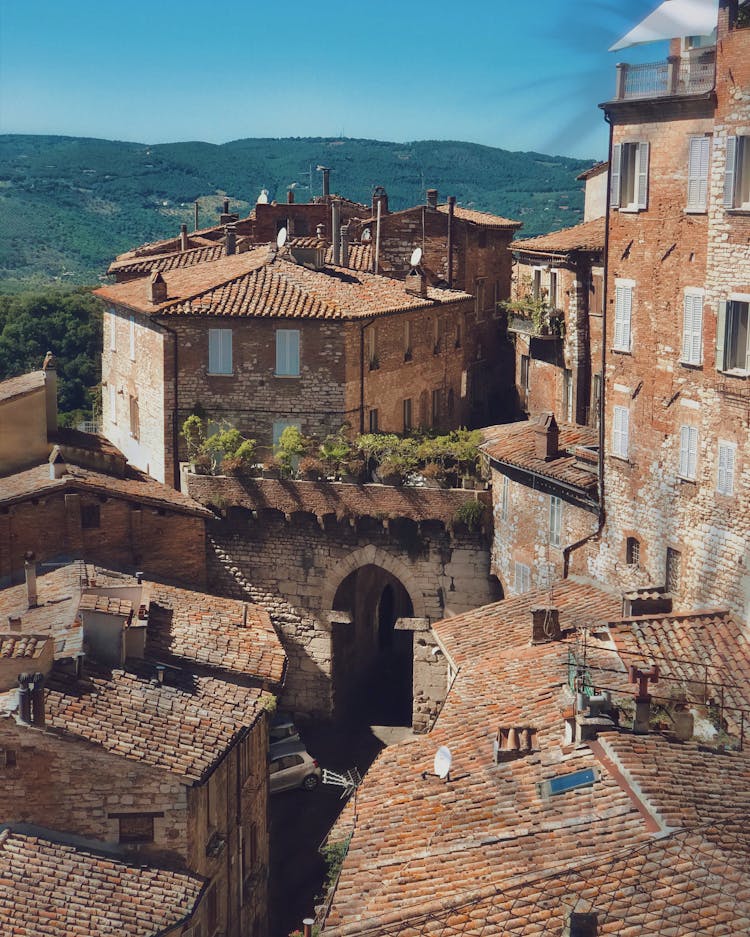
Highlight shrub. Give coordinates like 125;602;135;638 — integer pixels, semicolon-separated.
182;414;206;461
455;499;484;531
276;425;308;475
298;456;326;480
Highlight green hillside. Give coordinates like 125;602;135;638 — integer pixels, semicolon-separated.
0;135;596;292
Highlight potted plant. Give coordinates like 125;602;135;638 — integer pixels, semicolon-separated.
298;455;326;480
340;454;366;484
276;425;308;477
182;413;207;471
262;455;281;479
319;431;352;479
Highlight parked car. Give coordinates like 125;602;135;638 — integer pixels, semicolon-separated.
269;711;300;746
269;740;321;794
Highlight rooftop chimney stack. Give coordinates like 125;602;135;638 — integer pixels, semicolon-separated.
630;664;659;734
225;223;237;256
24;553;38;609
8;617;22;633
340;224;350;268
149;272;168;305
372;186;389;217
287;189;295;204
530;606;561;644
533;412;559;461
331;201;341;265
219;198;237;225
447;196;456;287
30;672;45;726
17;673;32;724
180;223;188;252
405;267;427;296
426;188;438;210
42;351;58;436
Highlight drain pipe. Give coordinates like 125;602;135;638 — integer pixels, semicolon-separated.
359;319;375;434
446;196;455;288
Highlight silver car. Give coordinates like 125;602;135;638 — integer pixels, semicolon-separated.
269;740;321;794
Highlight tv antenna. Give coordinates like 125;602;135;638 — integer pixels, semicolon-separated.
322;766;362;800
410;246;423;268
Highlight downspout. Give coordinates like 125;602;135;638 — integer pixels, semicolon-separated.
158;320;181;490
563;112;613;578
447;196;455;288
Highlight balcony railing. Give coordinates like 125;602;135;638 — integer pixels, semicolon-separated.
504;303;565;340
614;52;715;101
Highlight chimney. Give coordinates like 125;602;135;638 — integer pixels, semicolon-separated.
8;616;22;633
316;223;325;240
149;272;168;305
223;197;230;215
225;223;237;256
17;673;32;724
405;267;427;296
24;553;38;609
331;201;341;265
340;224;350;268
533;412;559;461
30;672;45;726
180;223;188;252
219;198;237;225
48;445;66;480
629;664;659;734
321;167;330;198
531;606;561;644
42;351;58;436
372;186;389;217
287;189;295;204
426;188;438;210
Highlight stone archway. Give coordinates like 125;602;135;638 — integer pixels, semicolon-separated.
322;544;426;618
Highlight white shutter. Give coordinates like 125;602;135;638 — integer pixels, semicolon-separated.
612;406;629;458
610;144;622;209
687;137;710;210
681;291;703;364
679;426;697;479
614;283;632;351
636;142;650;209
723;137;738;208
716;300;727;371
717;442;735;495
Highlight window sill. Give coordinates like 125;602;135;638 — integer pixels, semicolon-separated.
679;360;703;369
715;488;735;498
206;371;234;378
726;208;750;215
684;207;707;215
609;454;632;464
274;373;301;379
611;347;632;355
677;475;697;485
719;368;749;379
615;206;643;214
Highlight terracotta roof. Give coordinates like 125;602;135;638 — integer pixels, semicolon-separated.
0;461;211;517
0;827;205;937
188;476;492;528
78;593;133;617
481;421;599;497
436;203;522;229
324;242;373;271
0;634;50;660
0;370;45;404
44;661;266;782
0;565;83;641
512;217;606;254
576;160;609;181
95;247;472;320
146;582;285;686
108;242;229;278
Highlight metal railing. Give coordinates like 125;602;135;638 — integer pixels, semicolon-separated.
615;53;715;101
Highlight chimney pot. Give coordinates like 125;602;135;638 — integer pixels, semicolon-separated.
136;571;144;584
30;672;45;726
149;272;168;305
533;412;559;461
340;224;350;268
17;673;32;724
223;198;230;215
426;188;438;209
180;223;188;252
531;606;561;644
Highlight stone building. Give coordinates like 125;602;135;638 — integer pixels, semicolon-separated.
0;364;210;589
0;562;285;937
96;244;503;487
588;0;750;621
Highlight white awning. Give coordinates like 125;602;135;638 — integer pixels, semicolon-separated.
610;0;718;51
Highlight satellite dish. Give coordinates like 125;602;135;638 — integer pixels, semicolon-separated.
276;227;288;249
434;746;452;779
257;188;269;205
410;247;423;268
362;227;372;242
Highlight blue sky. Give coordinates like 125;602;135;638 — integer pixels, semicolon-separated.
0;0;665;160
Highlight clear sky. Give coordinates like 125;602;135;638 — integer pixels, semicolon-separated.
0;0;665;160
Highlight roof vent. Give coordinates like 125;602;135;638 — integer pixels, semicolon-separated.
531;606;561;644
568;911;598;937
149;272;168;305
493;726;538;763
533;412;559;461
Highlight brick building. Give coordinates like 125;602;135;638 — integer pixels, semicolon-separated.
0;364;210;588
587;0;750;621
96;244;503;487
0;562;285;937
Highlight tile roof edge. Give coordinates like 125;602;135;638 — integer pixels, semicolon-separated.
591;734;669;833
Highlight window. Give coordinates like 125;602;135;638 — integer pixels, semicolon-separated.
81;503;101;529
590;271;604;316
717;440;736;495
532;268;542;300
679;425;698;480
431;389;441;427
612;405;629;458
129;315;136;360
549;496;563;548
687;136;711;211
717;299;750;373
666;548;681;594
403;398;412;432
129;395;139;440
109;383;117;425
454;321;462;349
613;279;633;352
109;309;117;352
404;321;412;360
549;270;558;310
367;326;378;370
611;141;649;211
369;408;379;432
562;369;573;422
501;475;509;520
626;537;640;567
275;329;300;377
724;136;750;209
0;748;17;767
681;290;704;365
475;278;486;320
208;328;232;375
110;812;161;844
514;561;531;594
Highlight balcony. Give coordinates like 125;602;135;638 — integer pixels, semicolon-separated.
614;51;715;101
504;302;565;340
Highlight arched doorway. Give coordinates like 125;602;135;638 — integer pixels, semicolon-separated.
332;564;415;727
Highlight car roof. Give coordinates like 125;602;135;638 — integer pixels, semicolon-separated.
269;740;309;759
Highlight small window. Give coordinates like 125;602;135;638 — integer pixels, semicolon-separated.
590;272;604;316
679;425;698;480
129;395;140;440
687;136;711;211
626;537;640;567
109;383;117;425
0;748;17;768
404;321;412;361
717;299;750;373
539;767;597;797
612;405;629;458
611;141;649;211
403;398;412;432
666;547;681;594
613;280;633;352
549;270;558;310
549;495;563;548
455;321;462;349
208;328;232;375
501;475;509;520
681;290;704;365
81;503;101;530
114;813;156;844
717;440;736;495
532;269;542;301
433;317;442;354
514;561;531;594
724;136;750;210
369;408;379;432
129;315;136;361
276;329;300;377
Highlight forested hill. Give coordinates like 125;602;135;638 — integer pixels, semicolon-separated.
0;135;596;292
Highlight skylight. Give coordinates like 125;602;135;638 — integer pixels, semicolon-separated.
538;767;598;798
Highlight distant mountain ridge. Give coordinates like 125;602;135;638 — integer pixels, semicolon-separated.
0;134;597;292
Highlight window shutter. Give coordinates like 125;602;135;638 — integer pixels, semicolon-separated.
276;331;287;375
681;292;703;364
221;330;232;374
610;144;622;209
289;329;300;375
636;142;650;209
679;426;697;478
687;137;710;210
614;284;632;351
723;137;738;208
718;443;735;495
613;406;629;458
716;300;727;370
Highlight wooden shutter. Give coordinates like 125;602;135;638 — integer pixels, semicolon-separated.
681;291;703;364
288;329;300;375
221;330;232;373
614;283;632;351
276;330;287;374
716;300;727;370
717;443;735;495
679;426;697;479
723;137;738;208
636;142;650;210
610;144;622;209
687;137;710;210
